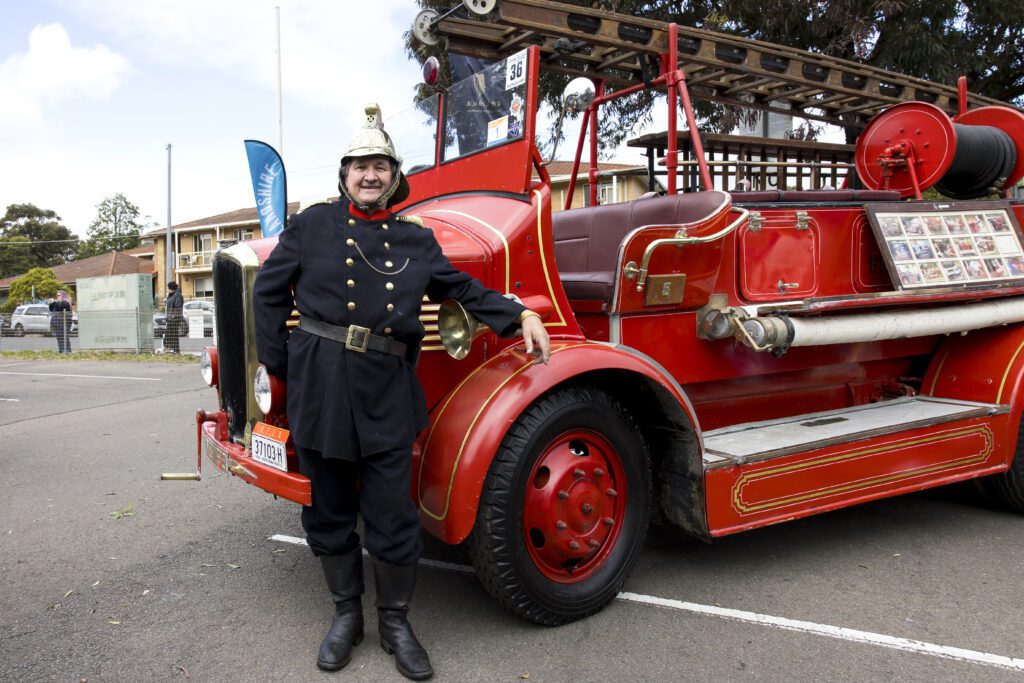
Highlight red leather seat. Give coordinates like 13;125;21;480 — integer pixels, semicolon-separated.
552;191;731;302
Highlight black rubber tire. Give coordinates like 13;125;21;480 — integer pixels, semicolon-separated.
975;417;1024;512
14;324;24;337
467;385;651;625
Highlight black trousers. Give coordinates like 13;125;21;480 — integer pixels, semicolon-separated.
165;315;181;352
297;445;423;566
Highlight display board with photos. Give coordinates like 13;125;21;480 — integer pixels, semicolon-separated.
865;202;1024;290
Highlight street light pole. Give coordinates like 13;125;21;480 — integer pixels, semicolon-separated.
276;6;284;155
165;143;173;292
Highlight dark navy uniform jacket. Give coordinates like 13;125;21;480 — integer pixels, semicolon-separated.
253;199;526;459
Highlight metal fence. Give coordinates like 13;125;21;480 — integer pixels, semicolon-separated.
0;308;215;355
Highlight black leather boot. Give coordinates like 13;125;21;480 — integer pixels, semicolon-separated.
317;550;365;671
373;560;433;680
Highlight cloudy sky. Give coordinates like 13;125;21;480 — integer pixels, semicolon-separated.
0;1;434;236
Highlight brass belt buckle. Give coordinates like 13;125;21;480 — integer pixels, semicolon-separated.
345;324;370;352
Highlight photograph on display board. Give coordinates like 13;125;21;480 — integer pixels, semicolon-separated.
987;212;1012;232
933;238;956;258
924;216;948;235
945;215;969;234
865;202;1024;290
879;216;903;237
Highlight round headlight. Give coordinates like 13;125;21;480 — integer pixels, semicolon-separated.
254;365;272;414
200;347;218;387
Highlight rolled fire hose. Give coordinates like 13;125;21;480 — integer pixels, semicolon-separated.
741;297;1024;351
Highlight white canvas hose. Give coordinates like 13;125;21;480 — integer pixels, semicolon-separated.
741;297;1024;351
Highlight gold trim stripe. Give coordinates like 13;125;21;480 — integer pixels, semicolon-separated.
732;425;993;515
532;189;568;327
997;339;1024;403
926;348;950;396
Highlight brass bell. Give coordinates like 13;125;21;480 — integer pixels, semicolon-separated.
438;299;485;360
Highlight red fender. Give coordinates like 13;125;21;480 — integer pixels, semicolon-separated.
415;340;700;543
923;322;1024;467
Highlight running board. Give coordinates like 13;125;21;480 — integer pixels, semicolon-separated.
702;396;1007;469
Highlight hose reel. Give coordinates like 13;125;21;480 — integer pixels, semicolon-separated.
855;101;1024;199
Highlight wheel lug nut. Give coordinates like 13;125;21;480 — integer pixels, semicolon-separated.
569;541;580;550
556;520;567;530
573;468;585;478
604;517;614;526
594;468;604;477
557;490;569;500
606;488;617;497
589;539;601;548
581;503;593;514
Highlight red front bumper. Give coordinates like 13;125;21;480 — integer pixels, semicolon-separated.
198;413;312;505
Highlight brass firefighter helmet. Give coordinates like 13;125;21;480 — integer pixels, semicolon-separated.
339;103;410;210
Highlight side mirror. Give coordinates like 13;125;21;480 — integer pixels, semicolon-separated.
562;77;596;114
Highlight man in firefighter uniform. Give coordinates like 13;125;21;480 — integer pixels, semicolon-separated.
253;104;550;679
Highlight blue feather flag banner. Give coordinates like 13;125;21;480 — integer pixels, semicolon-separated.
244;140;287;237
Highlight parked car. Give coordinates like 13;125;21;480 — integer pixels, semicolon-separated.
8;304;77;336
10;304;51;336
184;301;216;336
154;301;214;337
153;311;168;337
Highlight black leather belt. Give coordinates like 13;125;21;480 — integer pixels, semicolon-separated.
298;316;407;358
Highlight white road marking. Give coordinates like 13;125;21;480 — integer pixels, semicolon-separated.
0;363;28;368
617;592;1024;672
0;371;160;381
0;397;20;402
270;532;1024;672
270;533;309;545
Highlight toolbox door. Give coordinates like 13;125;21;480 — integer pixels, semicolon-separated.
739;209;819;301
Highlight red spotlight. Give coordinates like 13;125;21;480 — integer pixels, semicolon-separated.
422;56;440;86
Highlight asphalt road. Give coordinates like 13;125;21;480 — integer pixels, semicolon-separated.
2;359;1024;682
0;333;211;355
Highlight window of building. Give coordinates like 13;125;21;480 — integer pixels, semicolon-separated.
193;233;213;253
194;277;214;298
232;228;254;241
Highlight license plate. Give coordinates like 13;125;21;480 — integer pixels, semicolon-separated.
251;422;290;472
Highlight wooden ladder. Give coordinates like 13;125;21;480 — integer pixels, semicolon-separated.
437;0;1011;128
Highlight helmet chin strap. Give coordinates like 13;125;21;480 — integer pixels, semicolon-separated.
338;173;401;213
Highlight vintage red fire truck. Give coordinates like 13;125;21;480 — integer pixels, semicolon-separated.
185;0;1024;625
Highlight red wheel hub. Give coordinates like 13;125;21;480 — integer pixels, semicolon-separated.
522;429;628;583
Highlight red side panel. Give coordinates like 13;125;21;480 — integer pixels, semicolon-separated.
705;415;1010;537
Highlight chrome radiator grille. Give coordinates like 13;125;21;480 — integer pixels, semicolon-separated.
213;255;249;442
